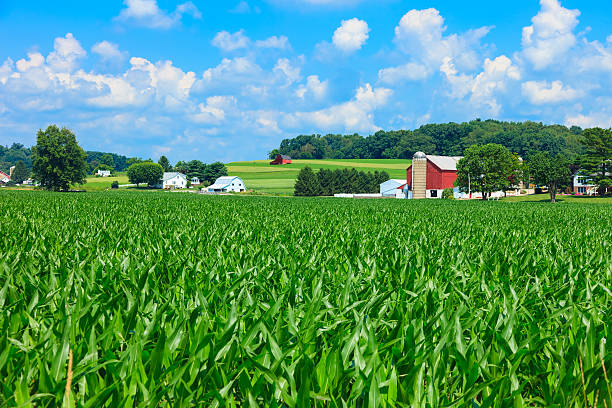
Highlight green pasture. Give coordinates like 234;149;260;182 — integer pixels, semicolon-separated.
227;159;411;194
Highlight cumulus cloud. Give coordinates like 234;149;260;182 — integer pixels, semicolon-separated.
521;80;582;104
521;0;580;70
46;33;86;72
255;35;290;50
115;0;201;29
286;83;392;132
191;95;237;124
296;75;328;100
378;62;429;84
441;55;520;115
332;18;370;53
92;41;127;62
393;8;491;72
212;30;250;52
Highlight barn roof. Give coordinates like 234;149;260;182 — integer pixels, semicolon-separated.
426;155;463;171
279;155;291;160
208;176;241;189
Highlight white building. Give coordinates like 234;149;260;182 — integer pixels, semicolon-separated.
380;179;406;197
96;169;111;177
161;172;188;189
190;177;201;185
207;176;246;193
0;171;9;184
573;174;597;195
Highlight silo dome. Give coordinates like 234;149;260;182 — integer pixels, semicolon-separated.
413;151;426;159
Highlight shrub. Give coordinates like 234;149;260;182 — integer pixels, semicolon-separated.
442;188;454;199
111;181;119;189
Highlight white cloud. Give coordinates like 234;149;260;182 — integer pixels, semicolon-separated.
441;55;520;115
287;83;391;132
378;62;429;84
255;36;290;50
332;18;370;53
212;30;250;52
296;75;328;100
565;112;612;129
92;41;127;62
273;58;301;86
521;0;580;70
521;80;582;105
16;53;44;72
191;95;237;124
0;59;13;85
393;8;491;76
115;0;201;29
46;33;86;72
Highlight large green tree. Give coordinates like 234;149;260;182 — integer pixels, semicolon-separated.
455;143;519;200
32;125;88;191
204;162;228;184
581;127;612;194
528;152;571;202
127;162;163;187
158;155;172;172
11;160;30;184
99;153;115;168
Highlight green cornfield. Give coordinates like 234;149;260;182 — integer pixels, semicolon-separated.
1;191;611;407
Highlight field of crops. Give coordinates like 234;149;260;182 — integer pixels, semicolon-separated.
1;191;611;407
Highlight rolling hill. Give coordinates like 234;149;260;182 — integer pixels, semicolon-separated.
226;159;412;194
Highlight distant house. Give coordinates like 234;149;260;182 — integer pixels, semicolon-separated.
161;172;188;189
573;174;598;195
270;154;292;165
96;170;111;177
207;176;246;193
190;177;201;185
380;179;406;198
0;171;9;184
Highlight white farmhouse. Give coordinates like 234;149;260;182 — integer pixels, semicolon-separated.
207;176;246;193
96;169;111;177
161;172;188;189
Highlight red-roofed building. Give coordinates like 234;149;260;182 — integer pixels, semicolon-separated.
0;171;10;184
270;154;292;165
404;152;462;198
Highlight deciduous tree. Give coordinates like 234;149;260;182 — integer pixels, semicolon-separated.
528;152;571;202
32;125;88;191
11;160;30;184
581;127;612;194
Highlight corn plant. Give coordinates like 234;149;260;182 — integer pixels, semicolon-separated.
0;191;611;407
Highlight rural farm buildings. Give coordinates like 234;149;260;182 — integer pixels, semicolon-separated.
207;176;246;193
160;172;188;189
405;152;463;199
0;171;9;184
379;179;406;198
270;154;292;165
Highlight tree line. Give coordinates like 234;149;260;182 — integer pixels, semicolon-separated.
271;120;584;161
294;168;389;196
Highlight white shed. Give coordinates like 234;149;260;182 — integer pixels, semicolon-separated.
380;179;405;197
96;170;111;177
161;172;188;189
207;176;245;193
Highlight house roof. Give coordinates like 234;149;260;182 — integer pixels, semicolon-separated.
279;155;291;160
426;155;463;171
162;172;187;181
381;179;405;185
208;176;241;189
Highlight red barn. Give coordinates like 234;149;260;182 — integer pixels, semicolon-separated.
405;152;462;198
270;154;292;165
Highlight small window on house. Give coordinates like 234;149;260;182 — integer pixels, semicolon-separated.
430;190;437;198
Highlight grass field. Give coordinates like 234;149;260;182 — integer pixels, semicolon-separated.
503;193;612;204
1;190;611;406
79;173;130;191
227;159;412;194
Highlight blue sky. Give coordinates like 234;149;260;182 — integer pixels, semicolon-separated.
1;0;612;162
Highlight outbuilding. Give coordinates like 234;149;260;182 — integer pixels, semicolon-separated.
207;176;246;193
380;179;406;197
270;154;292;165
161;172;188;189
96;170;111;177
0;171;10;184
405;152;462;199
190;177;201;185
